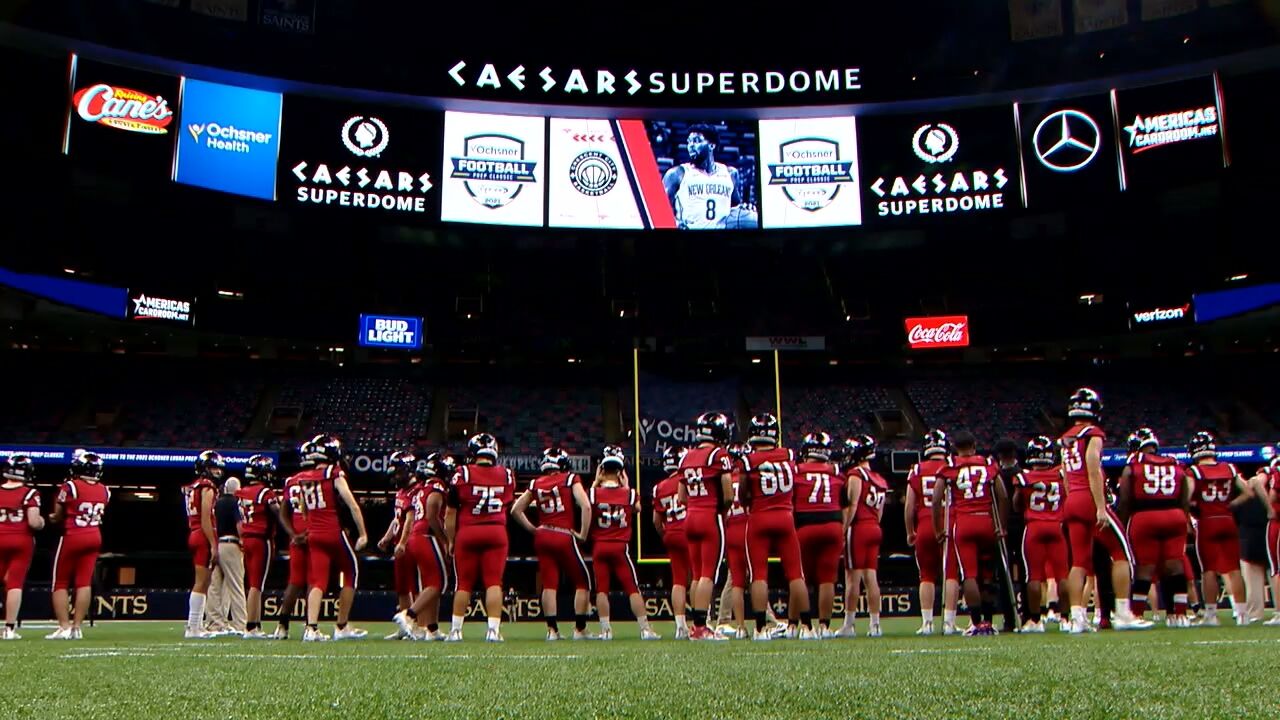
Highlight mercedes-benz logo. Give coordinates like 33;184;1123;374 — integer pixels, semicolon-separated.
1033;109;1100;173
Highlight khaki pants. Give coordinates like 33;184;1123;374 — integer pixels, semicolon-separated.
206;542;247;633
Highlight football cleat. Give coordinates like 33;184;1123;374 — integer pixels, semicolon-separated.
1113;613;1154;631
183;629;213;640
820;628;838;640
734;627;749;640
867;624;883;638
962;624;980;637
640;628;661;641
799;626;818;641
1;627;19;641
384;629;408;641
1021;620;1046;634
70;627;83;640
484;629;504;643
427;630;447;642
242;630;269;640
302;628;330;643
674;626;690;640
834;625;857;639
445;630;464;642
596;629;614;641
689;626;729;642
1166;615;1190;629
942;623;957;636
1262;614;1280;626
391;611;416;638
752;629;773;642
269;626;289;640
1045;610;1062;624
714;623;738;636
545;629;561;642
1199;614;1220;628
915;623;934;636
572;629;592;641
333;626;367;641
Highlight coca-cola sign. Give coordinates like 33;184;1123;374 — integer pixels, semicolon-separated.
73;84;173;134
905;315;970;349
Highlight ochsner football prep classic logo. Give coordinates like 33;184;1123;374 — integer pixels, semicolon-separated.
1124;106;1218;153
450;134;538;208
767;138;854;212
73;84;173;134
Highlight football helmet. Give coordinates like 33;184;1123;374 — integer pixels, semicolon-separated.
747;412;780;446
468;433;500;461
694;412;732;443
800;432;833;462
2;454;35;483
307;434;344;464
386;451;416;484
1025;436;1058;467
1127;427;1159;454
540;447;571;473
194;450;226;479
244;454;277;485
662;446;681;473
1187;431;1217;461
70;451;105;480
922;429;949;459
600;444;626;470
843;435;877;464
416;452;455;481
726;441;752;459
1067;388;1103;420
297;440;317;469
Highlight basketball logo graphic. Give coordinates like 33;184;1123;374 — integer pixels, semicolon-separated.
569;150;618;197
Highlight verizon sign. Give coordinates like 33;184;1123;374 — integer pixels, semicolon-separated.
1131;303;1190;327
905;316;970;349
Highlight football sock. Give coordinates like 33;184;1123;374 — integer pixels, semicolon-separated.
600;618;612;633
920;610;932;625
1071;606;1086;626
245;622;258;632
1192;601;1204;613
1028;607;1041;623
1048;601;1059;614
981;599;994;624
691;609;707;629
675;614;688;632
547;619;559;633
869;613;880;628
486;617;501;633
755;611;768;632
4;623;13;631
337;622;348;631
943;609;957;627
279;617;290;631
1171;576;1189;616
970;607;983;627
426;623;439;633
575;614;589;632
800;611;813;629
307;624;318;631
405;608;418;620
187;592;206;631
1115;597;1131;618
1205;603;1217;619
1130;579;1151;617
451;615;464;633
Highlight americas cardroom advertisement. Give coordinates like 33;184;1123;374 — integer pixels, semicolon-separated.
1113;76;1226;191
441;111;546;227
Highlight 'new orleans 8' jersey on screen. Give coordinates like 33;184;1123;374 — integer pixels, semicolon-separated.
675;163;734;229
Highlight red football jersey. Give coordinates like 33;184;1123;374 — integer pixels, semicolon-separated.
58;479;110;536
1015;466;1066;522
726;471;747;525
410;479;447;535
1126;452;1185;507
529;472;582;531
1265;467;1280;516
0;484;39;537
283;473;309;534
235;483;277;537
793;461;846;514
939;456;999;516
1188;462;1238;519
1060;424;1105;495
451;464;516;527
850;466;888;523
393;483;417;531
678;446;731;512
589;484;636;543
182;478;217;532
294;465;346;535
739;447;797;513
653;474;687;531
906;459;948;525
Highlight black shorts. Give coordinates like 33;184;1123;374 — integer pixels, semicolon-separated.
1239;524;1269;566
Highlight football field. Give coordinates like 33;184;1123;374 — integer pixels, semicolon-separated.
2;617;1277;719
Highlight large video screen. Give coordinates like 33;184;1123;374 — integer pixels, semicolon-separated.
1113;76;1225;191
547;118;645;229
758;116;861;228
64;56;179;180
859;106;1019;222
1015;93;1121;208
441;111;547;227
278;95;440;217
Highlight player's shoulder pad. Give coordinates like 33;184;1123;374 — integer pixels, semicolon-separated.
257;487;272;505
588;487;596;504
23;487;39;504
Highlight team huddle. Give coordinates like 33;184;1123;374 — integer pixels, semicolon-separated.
1;385;1278;642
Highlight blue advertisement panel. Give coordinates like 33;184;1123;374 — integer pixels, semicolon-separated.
173;78;283;200
358;314;423;350
0;445;276;468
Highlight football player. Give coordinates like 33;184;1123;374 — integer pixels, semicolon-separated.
838;435;888;638
47;452;110;640
297;434;369;641
738;414;811;640
904;430;958;635
793;433;847;638
378;451;419;639
652;446;691;639
181;450;222;639
661;124;746;230
446;433;516;642
677;412;734;641
587;446;660;640
1119;429;1192;626
237;454;282;639
1059;389;1150;631
1012;436;1068;633
932;431;1006;636
1248;451;1280;625
720;441;755;638
0;456;43;640
1185;431;1250;625
511;447;592;641
391;452;453;641
271;441;314;640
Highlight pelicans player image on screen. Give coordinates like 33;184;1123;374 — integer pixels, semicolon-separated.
677;412;734;641
181;450;223;640
391;452;454;641
48;451;110;640
587;446;660;641
1119;428;1192;626
237;454;282;639
662;124;744;229
511;447;593;641
1185;431;1250;626
653;446;692;639
0;455;43;640
446;433;516;643
378;451;419;639
792;433;846;638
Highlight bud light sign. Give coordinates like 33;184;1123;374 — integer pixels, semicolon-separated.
905;315;970;349
359;314;422;350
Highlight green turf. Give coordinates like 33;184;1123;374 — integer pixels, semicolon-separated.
2;617;1277;719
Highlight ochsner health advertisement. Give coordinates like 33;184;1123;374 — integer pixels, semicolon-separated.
173;78;283;201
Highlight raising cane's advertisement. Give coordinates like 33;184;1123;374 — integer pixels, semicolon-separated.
63;55;179;179
905;315;970;349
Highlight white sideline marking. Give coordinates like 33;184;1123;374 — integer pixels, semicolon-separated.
61;648;583;661
889;647;993;655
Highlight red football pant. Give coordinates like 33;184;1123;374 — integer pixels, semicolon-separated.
797;522;844;586
912;523;949;584
53;532;101;591
533;528;590;592
407;534;449;591
725;518;747;589
747;511;803;583
394;550;417;596
242;536;273;591
1064;493;1133;573
187;530;213;570
685;509;724;583
1127;509;1187;568
307;531;359;593
593;540;640;595
453;525;508;593
287;542;309;588
1266;521;1280;576
1194;515;1240;575
1021;519;1069;583
664;530;691;589
951;514;996;582
0;536;34;590
845;520;883;572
